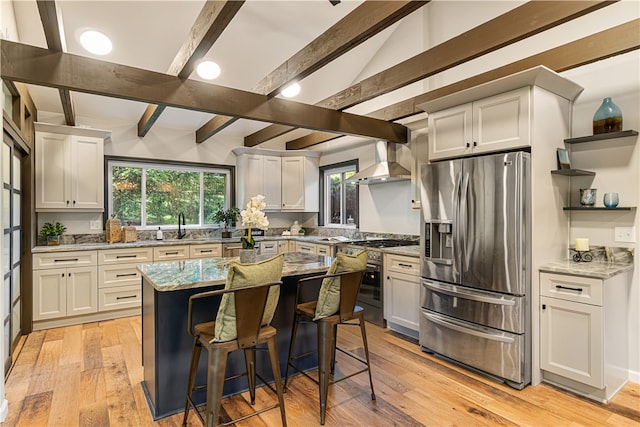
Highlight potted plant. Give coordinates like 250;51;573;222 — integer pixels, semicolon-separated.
40;221;67;245
213;207;240;238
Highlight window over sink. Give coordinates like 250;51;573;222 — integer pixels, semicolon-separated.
107;158;233;229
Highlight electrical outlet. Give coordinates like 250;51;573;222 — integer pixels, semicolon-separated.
614;226;636;243
90;220;102;230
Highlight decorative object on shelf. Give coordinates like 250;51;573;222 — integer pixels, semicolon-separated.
105;214;122;243
556;148;571;169
121;220;137;243
580;188;597;206
573;238;592;262
40;221;67;245
603;192;620;208
240;194;269;251
213;207;240;238
593;97;622;134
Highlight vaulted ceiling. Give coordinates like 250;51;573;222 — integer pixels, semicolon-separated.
3;1;638;150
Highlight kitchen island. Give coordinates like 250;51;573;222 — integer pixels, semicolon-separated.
138;252;333;420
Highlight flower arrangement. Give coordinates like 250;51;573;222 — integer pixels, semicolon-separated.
240;195;269;249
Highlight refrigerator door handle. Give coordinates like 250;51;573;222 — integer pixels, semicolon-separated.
453;171;463;276
422;280;516;306
460;172;470;272
423;311;515;344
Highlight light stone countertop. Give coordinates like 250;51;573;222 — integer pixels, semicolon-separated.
138;252;334;292
381;245;420;257
539;260;633;279
31;235;350;253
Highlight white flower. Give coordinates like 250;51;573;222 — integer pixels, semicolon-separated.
241;194;269;229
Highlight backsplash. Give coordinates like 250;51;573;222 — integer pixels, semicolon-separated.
39;226;419;246
568;246;634;264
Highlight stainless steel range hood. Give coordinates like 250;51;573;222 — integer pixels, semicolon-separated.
345;140;411;185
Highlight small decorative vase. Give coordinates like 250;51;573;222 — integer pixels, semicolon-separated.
580;188;597;206
603;192;619;208
47;235;61;246
221;230;232;239
592;97;622;134
239;249;258;263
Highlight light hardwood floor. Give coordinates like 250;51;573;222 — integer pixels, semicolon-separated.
3;316;639;426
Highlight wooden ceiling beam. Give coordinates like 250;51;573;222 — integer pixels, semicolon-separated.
249;0;614;147
286;19;640;150
137;0;244;137
0;41;408;143
36;0;75;126
197;0;428;144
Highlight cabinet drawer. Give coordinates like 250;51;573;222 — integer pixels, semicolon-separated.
33;251;97;269
540;272;603;306
98;247;153;265
190;244;222;258
98;264;141;288
316;244;332;256
386;254;420;276
295;242;316;254
153;246;189;261
98;284;141;311
260;240;279;255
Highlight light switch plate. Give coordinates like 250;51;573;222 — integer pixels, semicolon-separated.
90;220;102;230
614;226;636;243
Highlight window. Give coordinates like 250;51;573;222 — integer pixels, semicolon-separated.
320;161;358;227
107;158;233;228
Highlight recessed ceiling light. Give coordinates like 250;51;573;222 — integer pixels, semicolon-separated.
196;60;221;80
281;83;301;98
79;30;112;55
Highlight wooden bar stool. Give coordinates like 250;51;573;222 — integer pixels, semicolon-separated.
284;267;375;425
182;255;287;427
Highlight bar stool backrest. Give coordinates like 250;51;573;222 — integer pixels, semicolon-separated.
233;283;280;348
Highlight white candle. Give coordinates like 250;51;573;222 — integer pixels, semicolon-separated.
575;238;590;252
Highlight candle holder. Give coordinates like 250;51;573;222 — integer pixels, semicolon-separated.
573;250;593;263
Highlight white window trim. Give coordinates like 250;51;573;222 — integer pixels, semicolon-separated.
322;163;357;227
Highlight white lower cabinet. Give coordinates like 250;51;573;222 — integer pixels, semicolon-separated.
33;252;98;321
384;254;420;339
315;243;332;257
259;240;279;256
153;245;189;261
295;242;316;254
540;271;629;403
189;243;222;258
277;240;290;254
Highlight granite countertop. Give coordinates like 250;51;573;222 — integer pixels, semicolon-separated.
381;245;420;257
32;235;351;253
138;252;334;292
539;260;633;279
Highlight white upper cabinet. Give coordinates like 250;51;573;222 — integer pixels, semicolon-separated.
419;66;584;162
233;147;319;212
35;123;110;212
427;87;530;160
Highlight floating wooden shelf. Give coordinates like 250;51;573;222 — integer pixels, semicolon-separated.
564;130;638;144
563;206;636;211
551;169;595;177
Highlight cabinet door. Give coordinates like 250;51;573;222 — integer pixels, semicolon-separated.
98;263;141;288
69;135;104;209
281;157;305;210
428;103;472;161
385;271;420;333
260;241;279;256
277;240;289;254
540;296;603;388
315;244;331;257
33;269;67;320
66;266;98;316
472;87;530;154
240;154;264;208
263;156;282;210
35;132;69;210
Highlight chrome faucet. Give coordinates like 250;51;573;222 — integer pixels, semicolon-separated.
177;212;186;239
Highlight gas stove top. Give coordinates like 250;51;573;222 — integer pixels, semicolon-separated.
345;239;418;249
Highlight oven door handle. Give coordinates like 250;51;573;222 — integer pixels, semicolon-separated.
366;263;380;271
422;280;516;306
423;311;515;343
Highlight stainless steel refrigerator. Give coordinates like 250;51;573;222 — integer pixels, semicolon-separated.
419;151;531;389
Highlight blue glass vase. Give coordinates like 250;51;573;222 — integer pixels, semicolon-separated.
593;97;622;134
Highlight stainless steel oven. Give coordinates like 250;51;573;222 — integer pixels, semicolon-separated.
337;239;418;327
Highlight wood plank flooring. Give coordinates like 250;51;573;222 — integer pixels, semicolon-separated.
3;316;639;426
